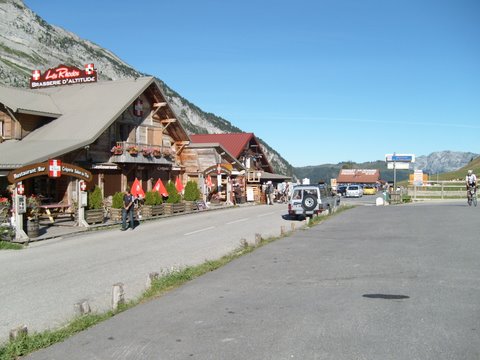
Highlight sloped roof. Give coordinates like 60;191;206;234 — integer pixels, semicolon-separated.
0;77;188;168
0;85;61;117
190;133;254;158
337;169;380;184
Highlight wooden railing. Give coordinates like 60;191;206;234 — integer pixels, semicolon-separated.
111;141;173;158
408;181;467;200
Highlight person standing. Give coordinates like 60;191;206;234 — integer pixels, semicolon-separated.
121;188;134;231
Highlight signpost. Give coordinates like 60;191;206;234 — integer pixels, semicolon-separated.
385;153;415;195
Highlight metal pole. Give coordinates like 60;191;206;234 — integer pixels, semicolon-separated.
393;162;397;194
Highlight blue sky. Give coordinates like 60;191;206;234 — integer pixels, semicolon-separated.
24;0;479;167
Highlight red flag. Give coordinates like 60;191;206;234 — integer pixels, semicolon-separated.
153;179;169;197
175;176;184;193
206;175;213;189
130;178;145;198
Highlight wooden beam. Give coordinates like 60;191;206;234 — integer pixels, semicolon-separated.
150;102;168;118
160;118;176;131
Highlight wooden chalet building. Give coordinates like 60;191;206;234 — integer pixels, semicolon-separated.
337;169;380;185
0;71;189;205
189;133;290;203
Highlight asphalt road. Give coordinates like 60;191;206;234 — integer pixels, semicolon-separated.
0;203;296;345
25;200;480;360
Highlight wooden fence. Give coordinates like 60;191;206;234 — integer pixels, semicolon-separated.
408;181;467;200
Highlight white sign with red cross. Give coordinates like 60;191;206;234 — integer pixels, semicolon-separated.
49;159;62;178
32;70;41;81
133;99;143;117
85;63;95;75
17;182;25;195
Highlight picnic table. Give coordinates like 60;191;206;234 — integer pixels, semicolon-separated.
39;203;74;223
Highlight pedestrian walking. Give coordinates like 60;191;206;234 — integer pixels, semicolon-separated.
121;187;134;231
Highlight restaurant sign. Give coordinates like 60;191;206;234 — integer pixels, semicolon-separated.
8;161;92;183
30;63;97;89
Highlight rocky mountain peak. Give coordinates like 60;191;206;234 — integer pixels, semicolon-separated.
0;0;293;175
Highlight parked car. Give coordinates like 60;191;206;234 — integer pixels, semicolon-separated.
336;185;347;196
288;184;338;220
363;185;377;195
346;185;363;198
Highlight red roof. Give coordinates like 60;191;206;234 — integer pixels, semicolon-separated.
190;133;254;158
337;169;380;184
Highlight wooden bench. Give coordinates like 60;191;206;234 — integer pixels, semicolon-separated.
39;203;74;223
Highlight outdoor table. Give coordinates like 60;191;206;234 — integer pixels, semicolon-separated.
39;203;73;223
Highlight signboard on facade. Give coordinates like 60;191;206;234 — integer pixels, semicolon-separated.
8;161;92;183
30;64;97;89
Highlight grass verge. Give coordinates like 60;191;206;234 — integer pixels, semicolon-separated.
0;205;351;359
0;241;23;250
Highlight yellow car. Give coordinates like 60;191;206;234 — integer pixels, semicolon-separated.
363;186;377;195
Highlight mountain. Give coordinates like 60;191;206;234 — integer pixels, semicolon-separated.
294;151;479;184
0;0;293;176
414;151;478;175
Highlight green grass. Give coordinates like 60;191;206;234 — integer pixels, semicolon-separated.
0;241;23;250
0;206;351;359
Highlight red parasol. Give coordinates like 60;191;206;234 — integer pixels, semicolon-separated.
130;178;145;198
175;176;184;193
153;179;169;197
206;175;213;189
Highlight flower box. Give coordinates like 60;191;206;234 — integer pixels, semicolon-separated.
111;145;123;155
127;145;139;155
142;148;153;157
85;209;104;224
109;208;122;222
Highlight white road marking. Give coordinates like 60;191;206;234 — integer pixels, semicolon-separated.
226;218;249;225
184;226;215;236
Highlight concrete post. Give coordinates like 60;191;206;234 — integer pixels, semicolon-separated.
146;272;159;289
74;300;91;316
280;226;286;235
255;233;262;246
112;283;125;311
9;325;28;341
291;223;296;231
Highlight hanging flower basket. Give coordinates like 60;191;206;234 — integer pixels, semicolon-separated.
142;147;153;157
152;148;162;157
127;145;139;155
111;145;123;155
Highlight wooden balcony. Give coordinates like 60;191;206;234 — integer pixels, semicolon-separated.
109;141;175;165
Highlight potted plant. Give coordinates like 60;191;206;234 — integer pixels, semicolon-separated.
25;195;41;238
141;191;163;218
0;223;15;242
110;144;123;155
164;180;182;215
127;145;139;155
152;148;162;157
142;147;153;157
0;197;11;224
86;186;104;224
109;191;124;222
184;180;200;211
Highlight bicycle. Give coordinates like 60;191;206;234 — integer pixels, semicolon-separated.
467;185;477;207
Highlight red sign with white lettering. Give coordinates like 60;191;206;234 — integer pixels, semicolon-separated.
30;64;97;89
